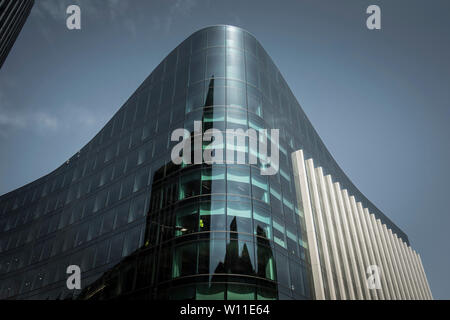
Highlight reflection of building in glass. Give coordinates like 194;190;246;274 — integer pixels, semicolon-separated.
0;25;431;300
0;0;34;69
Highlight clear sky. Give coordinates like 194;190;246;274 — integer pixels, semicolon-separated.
0;0;449;299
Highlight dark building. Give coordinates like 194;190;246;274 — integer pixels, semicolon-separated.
0;25;431;300
0;0;34;69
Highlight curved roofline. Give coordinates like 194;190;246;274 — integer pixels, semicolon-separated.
0;24;409;244
187;24;259;40
183;25;408;243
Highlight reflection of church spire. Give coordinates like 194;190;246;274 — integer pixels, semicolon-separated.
202;76;215;131
220;216;256;276
230;216;238;235
256;225;274;279
204;76;215;108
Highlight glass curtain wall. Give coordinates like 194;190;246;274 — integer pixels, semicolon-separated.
0;25;406;300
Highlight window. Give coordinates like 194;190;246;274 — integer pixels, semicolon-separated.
101;210;116;235
62;228;76;252
72;201;85;221
30;243;43;264
120;174;134;200
99;165;113;187
38;220;49;238
246;53;260;88
172;243;197;278
153;134;168;154
109;234;124;262
189;51;206;84
207;26;225;47
51;233;65;257
66;185;77;204
247;86;262;116
253;203;271;239
206;47;225;78
198;240;226;275
226;48;245;81
206;80;226;110
149;82;161;109
201;166;225;195
191;29;206;53
129;194;147;223
123;101;136;129
93;190;107;213
179;170;200;200
269;183;283;218
80;246;95;271
115;202;130;229
203;106;225;130
107;182;121;206
134;166;150;194
48;214;59;233
123;226;141;257
161;77;174;106
275;251;290;289
175;203;198;236
171;98;185;124
186;81;204;113
76;223;89;247
286;227;298;256
89;173;101;193
283;194;295;224
226;240;255;275
162;178;178;205
226;83;246;108
289;260;305;297
227;201;252;234
164;50;177;77
88;216;102;241
227;166;250;197
199;201;226;232
125;150;138;173
142;121;156;141
130;128;142;150
273;218;286;248
135;90;149;122
137;141;153;165
244;32;257;55
156;111;170;134
113;157;126;179
94;240;110;267
256;244;276;280
226;108;248;129
251;169;269;203
104;144;116;163
226;26;243;49
117;136;130;156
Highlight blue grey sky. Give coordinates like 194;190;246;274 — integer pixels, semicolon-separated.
0;0;449;298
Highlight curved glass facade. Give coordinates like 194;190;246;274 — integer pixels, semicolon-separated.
0;25;407;300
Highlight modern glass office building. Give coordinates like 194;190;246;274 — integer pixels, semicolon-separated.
0;25;432;300
0;0;34;69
